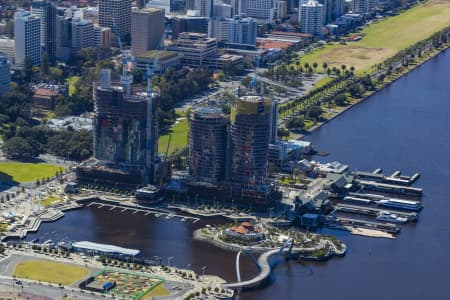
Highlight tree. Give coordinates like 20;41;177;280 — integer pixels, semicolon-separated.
286;117;305;129
312;62;318;73
2;137;39;160
322;62;328;73
40;52;49;75
22;57;34;83
334;93;347;106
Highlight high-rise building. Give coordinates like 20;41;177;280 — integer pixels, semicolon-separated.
94;25;113;48
194;0;213;17
0;54;11;95
189;107;230;183
171;0;187;14
31;0;57;63
212;16;256;46
131;8;165;56
275;0;288;19
246;0;275;23
99;0;132;42
71;18;94;51
92;73;159;185
14;10;41;68
213;3;233;18
0;37;15;64
171;16;209;39
352;0;377;14
230;95;272;187
299;0;324;36
319;0;345;23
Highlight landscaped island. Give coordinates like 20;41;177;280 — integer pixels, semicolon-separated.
195;222;346;261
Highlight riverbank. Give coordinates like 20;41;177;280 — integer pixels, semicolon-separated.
304;44;450;136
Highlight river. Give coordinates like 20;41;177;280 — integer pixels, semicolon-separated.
23;49;450;300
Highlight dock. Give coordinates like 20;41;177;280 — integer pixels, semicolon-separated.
334;203;418;221
354;169;420;186
356;179;423;196
324;215;400;234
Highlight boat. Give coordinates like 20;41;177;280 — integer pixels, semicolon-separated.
377;199;422;211
376;211;408;223
343;196;372;205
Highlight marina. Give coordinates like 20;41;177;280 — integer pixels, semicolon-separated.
333;203;418;222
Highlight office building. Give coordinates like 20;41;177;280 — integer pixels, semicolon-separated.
171;0;187;14
99;0;132;41
189;107;230;183
352;0;377;14
0;54;11;95
194;0;213;17
14;10;41;68
131;8;165;56
171;15;209;39
299;0;324;36
168;32;216;66
211;16;257;47
0;37;15;63
71;18;94;51
319;0;345;23
230;95;272;187
213;3;233;18
31;0;57;63
275;0;288;19
246;0;275;23
94;25;112;48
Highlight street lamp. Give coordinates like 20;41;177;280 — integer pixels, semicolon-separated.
202;266;206;278
167;257;173;268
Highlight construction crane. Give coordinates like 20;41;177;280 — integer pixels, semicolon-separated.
109;6;133;95
145;32;166;185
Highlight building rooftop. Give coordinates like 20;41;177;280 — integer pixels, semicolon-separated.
136;50;179;60
72;241;140;256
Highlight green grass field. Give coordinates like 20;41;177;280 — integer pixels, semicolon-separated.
299;0;450;72
158;115;189;155
142;283;170;299
0;162;63;183
14;260;90;285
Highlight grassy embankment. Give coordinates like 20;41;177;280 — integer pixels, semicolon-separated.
298;0;450;73
14;260;90;285
158;112;189;156
0;162;63;183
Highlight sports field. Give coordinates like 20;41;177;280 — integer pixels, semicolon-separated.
300;0;450;72
14;260;90;285
0;162;63;183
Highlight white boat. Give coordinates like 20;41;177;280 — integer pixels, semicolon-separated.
376;211;408;223
377;199;422;211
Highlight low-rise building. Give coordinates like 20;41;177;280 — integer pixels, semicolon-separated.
134;50;183;73
224;222;265;242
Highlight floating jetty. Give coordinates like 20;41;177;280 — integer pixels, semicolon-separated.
333;217;400;234
354;169;420;186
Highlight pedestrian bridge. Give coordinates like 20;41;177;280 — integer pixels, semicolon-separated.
222;239;293;290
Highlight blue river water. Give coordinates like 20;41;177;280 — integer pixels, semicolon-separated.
24;49;450;300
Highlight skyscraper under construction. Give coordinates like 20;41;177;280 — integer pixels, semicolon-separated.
230;95;272;188
188;107;230;183
76;69;160;187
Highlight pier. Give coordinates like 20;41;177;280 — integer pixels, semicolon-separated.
354;169;420;186
356;179;423;196
334;204;418;221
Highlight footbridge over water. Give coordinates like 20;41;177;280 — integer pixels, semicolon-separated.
222;239;293;290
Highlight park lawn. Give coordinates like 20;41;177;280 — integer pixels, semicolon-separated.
14;260;90;285
158;113;189;155
0;162;63;183
142;283;170;299
314;76;333;89
299;0;450;73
